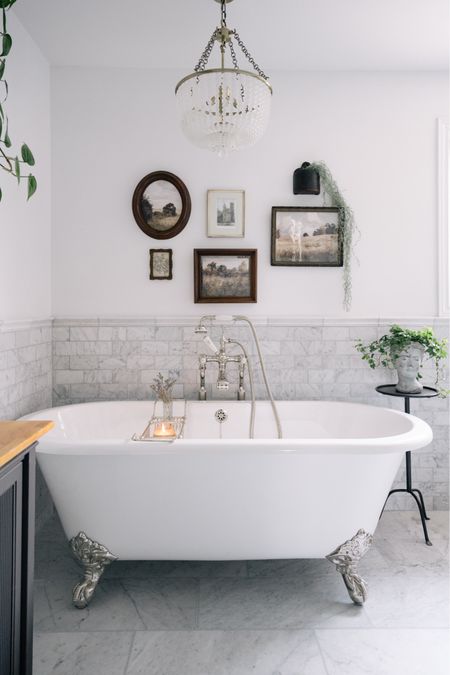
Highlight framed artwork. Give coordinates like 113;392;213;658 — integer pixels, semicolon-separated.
149;249;173;280
132;171;191;240
271;207;343;267
207;189;245;238
194;249;257;303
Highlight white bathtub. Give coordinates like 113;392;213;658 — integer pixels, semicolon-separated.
23;399;432;606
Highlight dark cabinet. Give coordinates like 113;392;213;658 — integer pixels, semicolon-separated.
0;445;35;675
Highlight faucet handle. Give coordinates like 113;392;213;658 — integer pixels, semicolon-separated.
217;377;230;390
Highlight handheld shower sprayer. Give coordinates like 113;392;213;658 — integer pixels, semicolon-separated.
194;315;236;355
203;335;219;355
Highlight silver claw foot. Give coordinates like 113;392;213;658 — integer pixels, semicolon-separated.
69;531;118;608
326;529;373;605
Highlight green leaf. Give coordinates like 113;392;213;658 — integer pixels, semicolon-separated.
27;174;37;200
0;58;5;80
14;154;19;182
0;77;8;101
4;128;11;147
21;143;35;166
1;33;11;57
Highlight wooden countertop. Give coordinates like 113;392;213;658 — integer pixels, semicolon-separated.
0;420;54;469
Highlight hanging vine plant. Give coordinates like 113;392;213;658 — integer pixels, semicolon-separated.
0;0;37;202
309;161;359;311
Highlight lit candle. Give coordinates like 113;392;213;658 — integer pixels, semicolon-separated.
153;420;176;438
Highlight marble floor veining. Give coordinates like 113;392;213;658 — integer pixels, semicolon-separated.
33;511;449;674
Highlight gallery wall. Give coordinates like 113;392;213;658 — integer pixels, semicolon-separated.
51;67;447;318
0;12;51;321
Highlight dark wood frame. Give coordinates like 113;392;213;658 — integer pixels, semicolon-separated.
132;171;191;240
149;249;173;280
194;248;257;303
271;206;343;267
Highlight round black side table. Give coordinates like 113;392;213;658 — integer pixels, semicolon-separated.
376;384;438;546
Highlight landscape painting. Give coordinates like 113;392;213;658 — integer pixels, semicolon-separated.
141;180;182;231
132;171;191;240
194;249;257;303
271;207;342;266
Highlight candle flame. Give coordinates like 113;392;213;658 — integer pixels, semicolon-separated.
153;420;176;438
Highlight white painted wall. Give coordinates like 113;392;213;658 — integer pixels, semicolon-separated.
51;68;447;317
0;12;51;321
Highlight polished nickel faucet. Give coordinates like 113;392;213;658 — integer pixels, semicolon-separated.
198;334;247;401
194;315;283;439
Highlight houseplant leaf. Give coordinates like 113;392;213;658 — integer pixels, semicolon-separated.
21;143;34;165
1;33;12;57
27;173;36;200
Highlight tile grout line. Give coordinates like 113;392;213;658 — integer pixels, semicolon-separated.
313;629;332;675
122;631;136;675
118;580;148;631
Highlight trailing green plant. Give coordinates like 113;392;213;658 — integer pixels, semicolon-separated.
355;324;448;394
309;161;359;311
0;0;36;202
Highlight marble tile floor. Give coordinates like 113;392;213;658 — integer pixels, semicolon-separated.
33;511;449;675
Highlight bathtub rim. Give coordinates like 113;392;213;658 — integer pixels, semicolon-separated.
20;399;433;456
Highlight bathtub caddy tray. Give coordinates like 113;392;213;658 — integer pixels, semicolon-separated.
131;400;186;442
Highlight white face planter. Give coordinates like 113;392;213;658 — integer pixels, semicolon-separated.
392;343;425;394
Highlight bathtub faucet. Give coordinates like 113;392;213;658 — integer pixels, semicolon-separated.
198;334;247;401
194;315;282;439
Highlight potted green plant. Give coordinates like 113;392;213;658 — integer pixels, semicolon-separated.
355;325;448;395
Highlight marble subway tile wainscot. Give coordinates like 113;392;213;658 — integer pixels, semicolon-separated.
0;319;53;531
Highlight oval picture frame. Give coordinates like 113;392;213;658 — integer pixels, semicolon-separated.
132;171;191;240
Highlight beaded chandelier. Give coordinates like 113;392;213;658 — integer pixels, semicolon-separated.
175;0;272;157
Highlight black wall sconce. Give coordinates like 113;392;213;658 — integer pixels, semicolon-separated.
293;162;320;195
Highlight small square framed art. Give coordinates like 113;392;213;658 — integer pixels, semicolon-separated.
149;249;173;280
207;190;245;238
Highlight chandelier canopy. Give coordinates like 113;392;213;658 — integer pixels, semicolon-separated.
175;0;272;157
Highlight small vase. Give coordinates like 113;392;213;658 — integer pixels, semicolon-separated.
162;399;173;422
152;398;176;438
392;344;424;394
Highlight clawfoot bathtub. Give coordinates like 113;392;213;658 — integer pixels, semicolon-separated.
23;400;432;607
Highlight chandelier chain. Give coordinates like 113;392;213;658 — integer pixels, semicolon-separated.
194;30;217;72
233;31;268;80
221;0;227;26
228;38;239;70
